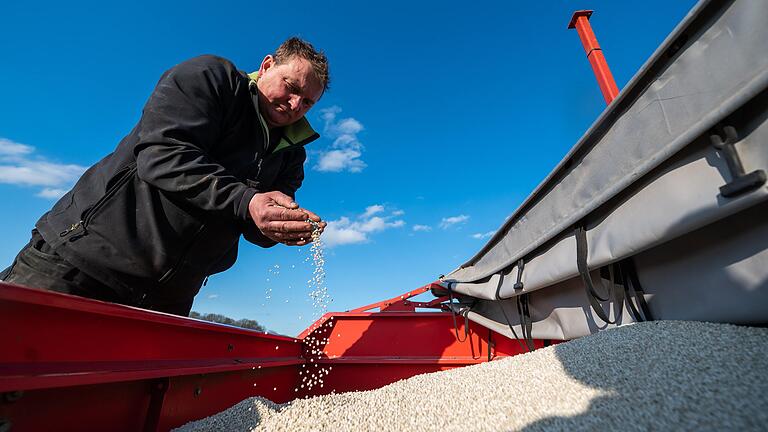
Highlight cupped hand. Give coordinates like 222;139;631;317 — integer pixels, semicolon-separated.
248;191;325;246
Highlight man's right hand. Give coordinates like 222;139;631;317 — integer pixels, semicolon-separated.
247;191;322;246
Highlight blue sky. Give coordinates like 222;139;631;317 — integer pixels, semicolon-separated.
1;0;697;335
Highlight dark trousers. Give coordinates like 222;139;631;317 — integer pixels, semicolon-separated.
1;230;193;316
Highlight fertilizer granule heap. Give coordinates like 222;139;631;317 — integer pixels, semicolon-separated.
175;320;768;432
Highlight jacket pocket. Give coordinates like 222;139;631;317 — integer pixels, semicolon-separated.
58;163;137;239
83;163;138;228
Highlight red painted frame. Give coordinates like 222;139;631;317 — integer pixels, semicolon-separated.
346;284;447;313
568;10;620;104
0;282;553;431
296;310;548;398
0;282;303;431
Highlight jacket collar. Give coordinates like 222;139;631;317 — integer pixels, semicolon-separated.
247;71;320;153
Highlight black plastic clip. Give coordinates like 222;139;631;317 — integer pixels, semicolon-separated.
513;259;525;290
711;125;766;198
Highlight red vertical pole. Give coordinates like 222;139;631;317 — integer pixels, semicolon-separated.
568;10;620;105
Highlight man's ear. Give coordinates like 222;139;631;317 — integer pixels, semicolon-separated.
259;55;275;74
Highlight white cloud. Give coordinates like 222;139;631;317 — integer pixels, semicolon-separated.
322;206;405;247
0;137;87;199
314;106;367;173
392;210;405;216
323;220;368;247
320;105;341;122
0;138;34;156
472;231;495;239
207;294;219;299
315;149;366;173
439;215;470;229
359;216;389;232
0;161;86;187
362;204;385;218
336;118;363;135
412;224;432;232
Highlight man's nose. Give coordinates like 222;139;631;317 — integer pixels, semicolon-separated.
288;94;302;111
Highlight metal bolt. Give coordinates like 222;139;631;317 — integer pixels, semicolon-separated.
194;387;202;397
227;344;234;352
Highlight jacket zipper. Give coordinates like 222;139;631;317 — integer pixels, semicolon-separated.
59;164;138;239
232;106;270;181
157;223;207;284
257;107;270;154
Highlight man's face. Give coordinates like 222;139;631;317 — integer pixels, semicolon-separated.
255;55;323;128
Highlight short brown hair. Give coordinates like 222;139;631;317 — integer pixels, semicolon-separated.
274;37;330;92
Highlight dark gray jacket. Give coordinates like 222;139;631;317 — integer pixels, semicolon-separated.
36;55;319;305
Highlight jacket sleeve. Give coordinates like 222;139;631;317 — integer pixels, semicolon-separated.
240;147;307;247
133;55;257;222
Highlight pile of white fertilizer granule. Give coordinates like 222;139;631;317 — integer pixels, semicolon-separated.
174;321;768;432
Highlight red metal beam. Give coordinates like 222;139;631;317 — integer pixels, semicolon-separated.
347;282;443;313
0;283;303;388
0;282;559;430
568;10;620;104
0;282;303;431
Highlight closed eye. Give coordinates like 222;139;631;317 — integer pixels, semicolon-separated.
285;79;301;93
284;78;316;107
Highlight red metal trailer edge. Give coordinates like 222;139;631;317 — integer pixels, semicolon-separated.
0;282;551;431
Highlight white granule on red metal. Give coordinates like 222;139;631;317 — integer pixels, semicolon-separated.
174;321;768;431
297;222;332;394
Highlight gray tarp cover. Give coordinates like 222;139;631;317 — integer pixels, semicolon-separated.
445;0;768;292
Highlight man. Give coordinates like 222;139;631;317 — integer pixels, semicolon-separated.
0;37;328;316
